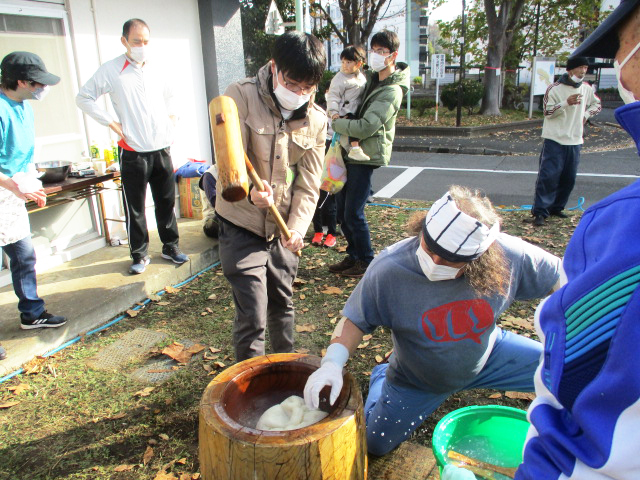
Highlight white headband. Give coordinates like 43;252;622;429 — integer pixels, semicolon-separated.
422;192;500;262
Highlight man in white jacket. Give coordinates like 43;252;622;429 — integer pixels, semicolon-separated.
531;56;601;226
76;18;188;274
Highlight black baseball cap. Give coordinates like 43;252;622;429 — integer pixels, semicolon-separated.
573;0;640;59
0;51;60;85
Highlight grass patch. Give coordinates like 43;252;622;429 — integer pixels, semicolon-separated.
397;108;543;127
0;199;578;479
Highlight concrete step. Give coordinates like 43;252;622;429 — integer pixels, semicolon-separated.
0;218;219;377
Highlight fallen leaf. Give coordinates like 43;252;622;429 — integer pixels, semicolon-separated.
157;301;170;306
154;472;177;480
8;383;29;395
321;286;343;295
200;312;208;316
126;309;139;318
207;293;217;300
375;355;383;363
186;344;206;355
214;361;226;368
357;342;369;349
111;412;127;420
162;343;194;363
295;348;310;354
143;446;154;465
299;294;306;300
0;401;20;409
330;317;337;324
159;433;170;441
206;307;213;313
176;458;187;465
295;323;316;333
362;334;373;341
115;464;135;472
203;364;212;373
488;393;502;399
134;387;155;397
209;347;221;353
165;285;180;294
505;391;535;400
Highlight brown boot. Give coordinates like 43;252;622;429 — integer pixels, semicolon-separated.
328;256;356;273
340;260;369;278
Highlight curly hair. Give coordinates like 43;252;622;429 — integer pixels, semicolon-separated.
407;186;510;297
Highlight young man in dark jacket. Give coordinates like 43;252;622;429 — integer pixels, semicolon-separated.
328;30;409;277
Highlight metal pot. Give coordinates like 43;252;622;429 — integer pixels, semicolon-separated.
35;160;73;183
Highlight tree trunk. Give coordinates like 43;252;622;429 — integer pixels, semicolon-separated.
480;0;527;116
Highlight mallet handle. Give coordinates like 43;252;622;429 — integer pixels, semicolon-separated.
244;154;302;257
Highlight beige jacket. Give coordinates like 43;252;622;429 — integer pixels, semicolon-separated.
214;63;327;241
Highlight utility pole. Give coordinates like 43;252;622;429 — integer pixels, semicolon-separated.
533;0;541;57
456;0;466;127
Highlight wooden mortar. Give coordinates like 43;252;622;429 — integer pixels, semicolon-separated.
199;353;367;479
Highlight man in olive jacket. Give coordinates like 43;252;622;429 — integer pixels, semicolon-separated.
214;32;327;362
328;30;409;277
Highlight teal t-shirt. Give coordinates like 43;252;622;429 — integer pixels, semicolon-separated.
0;91;35;176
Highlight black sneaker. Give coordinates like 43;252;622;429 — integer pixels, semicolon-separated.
340;260;369;278
161;247;189;264
20;311;67;330
533;215;545;227
328;256;356;273
550;211;569;218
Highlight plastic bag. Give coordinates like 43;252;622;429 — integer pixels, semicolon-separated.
319;134;346;194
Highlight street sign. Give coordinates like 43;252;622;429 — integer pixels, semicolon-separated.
265;0;285;35
431;54;446;79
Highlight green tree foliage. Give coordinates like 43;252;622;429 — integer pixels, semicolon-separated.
440;79;484;114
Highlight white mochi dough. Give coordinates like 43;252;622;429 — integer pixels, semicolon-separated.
256;395;328;431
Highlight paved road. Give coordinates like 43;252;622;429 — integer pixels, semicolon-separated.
372;146;640;209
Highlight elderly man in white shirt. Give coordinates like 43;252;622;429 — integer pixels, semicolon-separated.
76;18;187;274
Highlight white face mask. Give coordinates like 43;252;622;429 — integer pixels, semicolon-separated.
30;85;50;101
125;39;149;64
369;51;391;72
273;66;312;111
416;245;462;282
614;39;640;104
570;74;583;84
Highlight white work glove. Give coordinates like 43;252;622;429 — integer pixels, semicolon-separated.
12;171;43;194
304;343;349;410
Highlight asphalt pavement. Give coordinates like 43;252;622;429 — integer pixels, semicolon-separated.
381;107;639;210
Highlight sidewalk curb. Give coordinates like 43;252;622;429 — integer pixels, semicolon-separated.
393;144;511;155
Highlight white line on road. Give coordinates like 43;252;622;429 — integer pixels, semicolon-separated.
383;165;640;179
374;167;425;198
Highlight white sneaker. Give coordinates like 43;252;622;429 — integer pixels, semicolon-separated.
348;146;370;161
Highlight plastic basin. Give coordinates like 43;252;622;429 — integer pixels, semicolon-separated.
432;405;529;476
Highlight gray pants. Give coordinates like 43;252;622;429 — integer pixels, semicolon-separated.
218;219;298;361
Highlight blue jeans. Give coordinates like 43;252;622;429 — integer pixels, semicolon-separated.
532;139;582;217
336;163;375;263
363;329;542;456
2;236;45;320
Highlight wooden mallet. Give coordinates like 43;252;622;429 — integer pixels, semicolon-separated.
209;95;301;256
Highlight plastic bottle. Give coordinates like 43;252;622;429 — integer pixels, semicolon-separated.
103;149;113;166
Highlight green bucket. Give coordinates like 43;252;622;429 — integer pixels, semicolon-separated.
432;405;529;477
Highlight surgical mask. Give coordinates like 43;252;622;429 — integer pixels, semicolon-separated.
570;75;583;85
273;67;312;111
30;85;50;101
416;246;462;282
614;39;640;104
125;39;149;64
369;51;391;72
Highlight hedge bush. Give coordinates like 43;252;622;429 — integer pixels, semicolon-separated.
440;79;484;114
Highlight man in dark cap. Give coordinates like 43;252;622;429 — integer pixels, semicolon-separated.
0;52;67;360
517;1;640;478
530;56;601;226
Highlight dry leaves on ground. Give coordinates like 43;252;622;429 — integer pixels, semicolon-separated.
143;446;154;465
0;400;20;409
295;324;316;333
7;383;29;395
321;286;343;295
162;343;206;363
